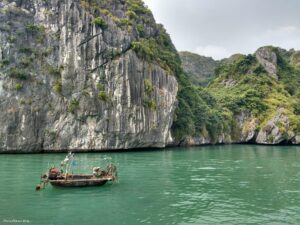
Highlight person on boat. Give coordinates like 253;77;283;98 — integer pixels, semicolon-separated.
93;167;102;177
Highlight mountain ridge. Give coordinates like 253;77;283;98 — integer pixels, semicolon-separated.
174;46;300;146
179;51;219;86
0;0;299;153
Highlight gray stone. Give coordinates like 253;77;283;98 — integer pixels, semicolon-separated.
0;0;178;152
292;136;300;144
255;47;278;80
256;110;289;144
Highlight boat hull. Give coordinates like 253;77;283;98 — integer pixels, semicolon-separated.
49;175;112;187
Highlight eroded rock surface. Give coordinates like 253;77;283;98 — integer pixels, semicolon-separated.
0;0;178;152
255;47;278;79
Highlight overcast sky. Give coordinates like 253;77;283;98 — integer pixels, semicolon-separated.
143;0;300;60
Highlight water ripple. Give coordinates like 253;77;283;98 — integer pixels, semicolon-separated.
1;145;300;224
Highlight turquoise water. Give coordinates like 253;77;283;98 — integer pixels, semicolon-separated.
1;145;300;225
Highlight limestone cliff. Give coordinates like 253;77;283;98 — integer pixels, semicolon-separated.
175;46;300;146
0;0;178;152
179;51;219;86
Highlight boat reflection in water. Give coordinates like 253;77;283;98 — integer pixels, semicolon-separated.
36;152;118;190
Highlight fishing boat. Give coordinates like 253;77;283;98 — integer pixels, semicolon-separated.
36;152;117;190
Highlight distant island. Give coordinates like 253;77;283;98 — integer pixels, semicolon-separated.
0;0;299;153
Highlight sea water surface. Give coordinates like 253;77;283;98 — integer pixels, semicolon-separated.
1;145;300;225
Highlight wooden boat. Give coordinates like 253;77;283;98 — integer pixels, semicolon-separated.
36;153;117;190
48;174;114;188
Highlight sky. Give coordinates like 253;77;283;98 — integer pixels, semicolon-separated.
143;0;300;60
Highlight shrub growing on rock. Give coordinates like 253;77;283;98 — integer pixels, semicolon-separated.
8;68;29;80
68;99;80;114
98;91;108;102
93;17;107;29
15;83;23;91
53;80;62;94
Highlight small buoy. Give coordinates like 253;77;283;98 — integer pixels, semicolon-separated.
36;184;41;191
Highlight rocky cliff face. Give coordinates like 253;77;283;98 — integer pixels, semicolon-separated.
176;46;300;146
179;51;219;86
0;0;178;152
255;47;278;80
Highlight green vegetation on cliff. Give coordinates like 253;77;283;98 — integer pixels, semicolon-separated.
131;26;181;74
2;0;299;149
80;0;181;74
176;46;300;144
172;72;236;143
211;48;300;130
